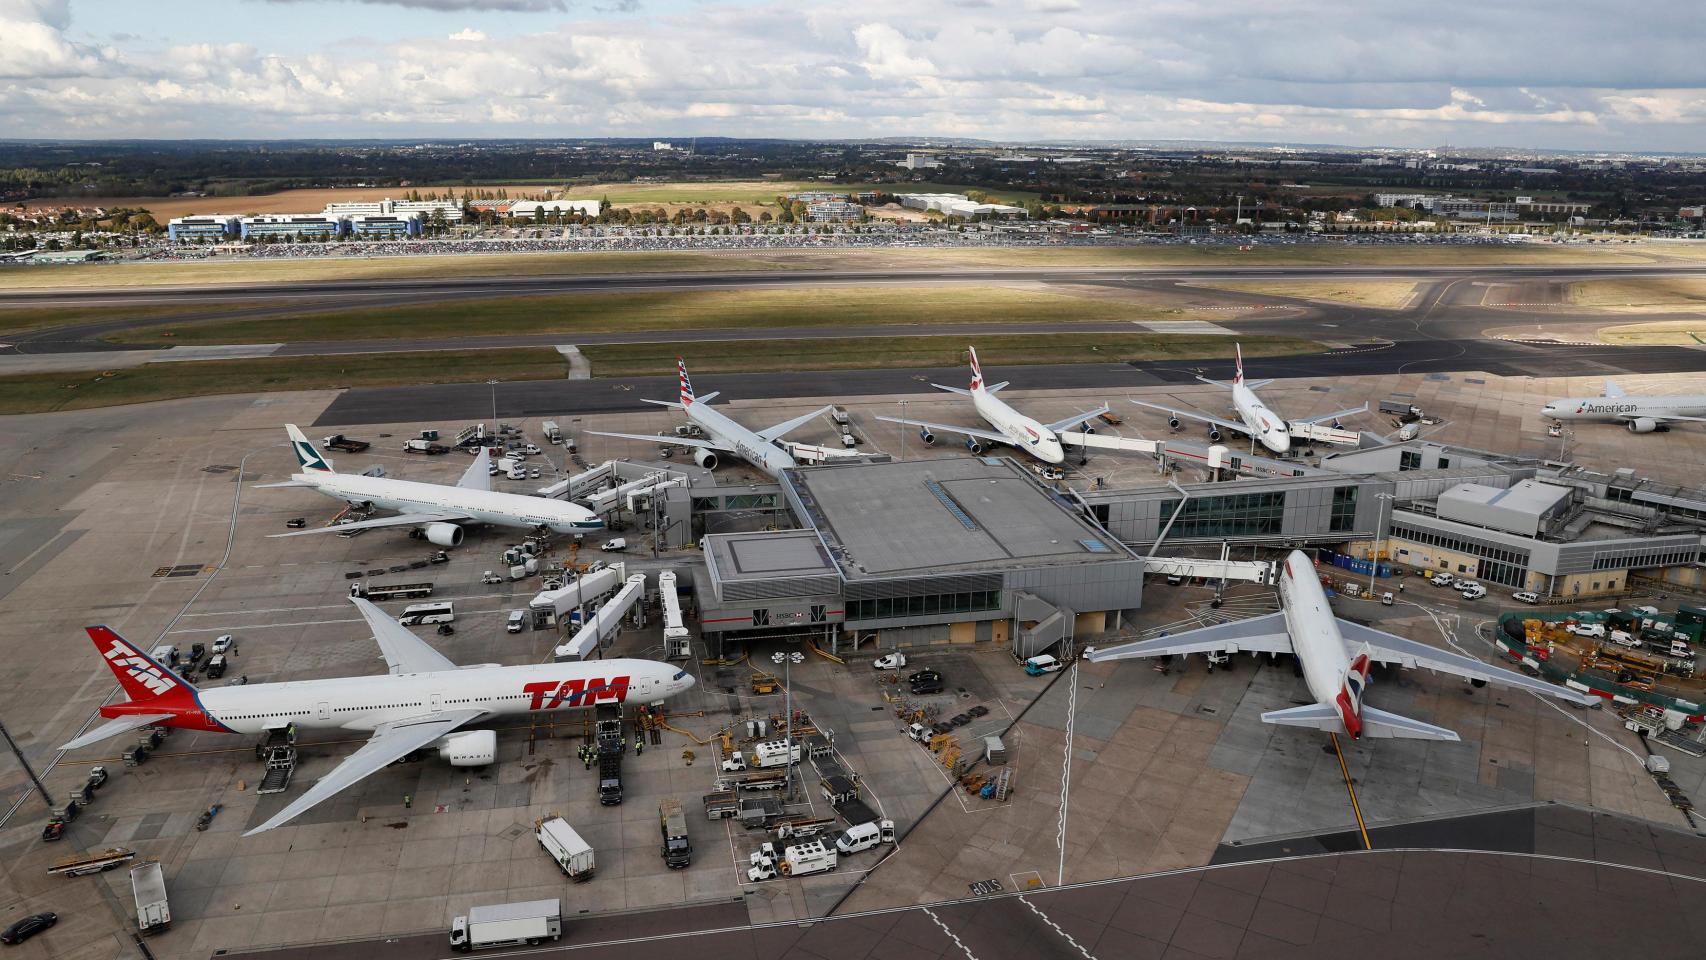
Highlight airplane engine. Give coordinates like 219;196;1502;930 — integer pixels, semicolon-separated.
964;437;984;454
693;447;719;470
423;522;464;548
1167;416;1182;431
918;428;936;445
1626;418;1659;434
1207;427;1223;443
436;730;496;766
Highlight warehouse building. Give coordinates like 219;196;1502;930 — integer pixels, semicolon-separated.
898;193;1026;218
166;215;239;241
696;457;1144;658
324;198;464;223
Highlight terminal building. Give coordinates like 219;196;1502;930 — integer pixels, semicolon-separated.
323;198;464;223
693;457;1144;658
166;215;238;241
238;215;344;240
898;193;1026;218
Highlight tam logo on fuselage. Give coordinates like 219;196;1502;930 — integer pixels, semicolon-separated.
104;641;176;697
522;676;630;710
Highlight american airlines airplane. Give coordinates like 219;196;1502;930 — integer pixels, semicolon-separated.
1542;380;1706;433
589;359;839;479
875;347;1111;464
1129;345;1365;455
59;598;694;835
1085;550;1592;741
266;424;603;545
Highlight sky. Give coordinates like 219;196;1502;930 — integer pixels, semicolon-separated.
3;0;1704;151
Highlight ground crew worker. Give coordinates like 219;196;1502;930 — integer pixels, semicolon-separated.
636;737;644;756
403;793;412;809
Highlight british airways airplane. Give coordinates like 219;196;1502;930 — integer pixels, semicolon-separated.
58;598;693;835
1130;345;1365;454
266;425;603;544
1086;550;1591;742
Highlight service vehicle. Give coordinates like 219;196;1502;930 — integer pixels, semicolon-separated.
702;791;739;819
831;407;850;427
148;644;178;665
449;899;562;952
204;655;227;679
131;859;170;934
834;821;884;855
1450;578;1474;590
398;600;455;625
1380;591;1395;606
48;847;134;877
840;434;857;448
535;816;595;881
542;421;562;444
659;798;692;868
402;438;451;455
322;434;371;453
1429;572;1455;586
1379;399;1423;419
873;652;907;670
1513;591;1540;605
1610;629;1639;647
749;740;802;769
600;538;627;552
1023;654;1063;675
1568;621;1608;638
746;839;837;881
349;581;433;602
85;766;108;790
1460;584;1487;600
285;517;307;528
506;611;526;634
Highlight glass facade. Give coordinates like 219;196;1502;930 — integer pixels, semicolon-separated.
1389;521;1531;587
1156;491;1286;539
1592;547;1700;571
1329;486;1358;532
846;590;1001;622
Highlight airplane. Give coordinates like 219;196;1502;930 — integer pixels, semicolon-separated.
266;424;603;545
1128;345;1365;455
873;347;1112;464
1542;380;1706;434
58;598;694;835
588;359;840;479
1084;550;1593;742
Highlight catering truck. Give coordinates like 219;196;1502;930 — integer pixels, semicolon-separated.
535;816;596;882
449;899;562;952
130;860;170;934
659;798;692;869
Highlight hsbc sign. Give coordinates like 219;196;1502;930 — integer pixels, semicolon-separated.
523;676;630;711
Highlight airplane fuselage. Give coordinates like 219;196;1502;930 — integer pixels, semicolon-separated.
1233;382;1293;454
1276;551;1360;729
686;402;800;478
102;657;689;735
299;471;603;533
971;389;1066;463
1542;395;1706;423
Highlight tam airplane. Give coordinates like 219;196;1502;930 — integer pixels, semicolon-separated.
266;424;603;545
1085;550;1591;741
59;598;694;835
1542;380;1706;434
1129;345;1365;455
589;359;844;479
875;347;1112;464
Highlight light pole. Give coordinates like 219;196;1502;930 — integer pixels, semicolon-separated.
486;379;500;427
899;399;908;461
772;650;804;798
1370;492;1396;598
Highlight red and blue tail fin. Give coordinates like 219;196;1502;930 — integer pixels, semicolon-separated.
968;347;984;393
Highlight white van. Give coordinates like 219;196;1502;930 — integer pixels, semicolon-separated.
1567;622;1607;638
1609;629;1639;648
835;822;882;855
149;644;179;665
600;538;627;552
1512;592;1540;605
1023;654;1063;676
1460;584;1487;601
507;610;527;634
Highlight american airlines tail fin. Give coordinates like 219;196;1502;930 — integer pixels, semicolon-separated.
1604;379;1626;399
678;357;695;406
285;424;334;474
968;346;985;394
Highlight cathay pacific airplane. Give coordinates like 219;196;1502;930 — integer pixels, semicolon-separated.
265;424;603;545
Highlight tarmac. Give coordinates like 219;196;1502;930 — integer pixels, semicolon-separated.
3;368;1706;958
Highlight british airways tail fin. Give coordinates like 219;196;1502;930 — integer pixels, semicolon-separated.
968;347;985;393
285;424;334;474
1233;343;1245;386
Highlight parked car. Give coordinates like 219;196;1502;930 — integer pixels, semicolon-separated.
1512;591;1540;605
285;517;307;529
1567;622;1607;638
1460;584;1487;600
1429;572;1455;586
0;913;56;945
873;652;907;670
211;635;234;654
908;669;945;695
1450;578;1475;590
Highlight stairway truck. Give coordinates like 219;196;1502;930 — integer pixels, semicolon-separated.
535;817;596;882
659;798;692;868
449;899;562;953
130;860;171;934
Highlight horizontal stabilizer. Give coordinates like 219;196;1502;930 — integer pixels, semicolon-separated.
253;480;312;489
929;383;974;396
1359;705;1461;741
59;713;175;752
1260;703;1342;731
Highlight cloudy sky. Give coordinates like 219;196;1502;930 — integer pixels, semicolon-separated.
3;0;1704;150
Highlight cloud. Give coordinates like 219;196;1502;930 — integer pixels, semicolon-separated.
0;0;1703;148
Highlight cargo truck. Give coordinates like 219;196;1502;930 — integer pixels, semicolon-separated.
542;420;562;444
1378;399;1423;420
535;816;595;881
402;438;451;455
449;899;561;953
321;434;371;453
130;860;170;934
659;798;692;868
349;581;433;601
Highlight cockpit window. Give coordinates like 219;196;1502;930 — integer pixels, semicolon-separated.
672;670;689;681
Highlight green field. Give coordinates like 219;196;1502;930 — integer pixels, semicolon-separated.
0;348;566;415
107;287;1211;345
580;334;1317;377
575;179;1040;205
0;300;286;336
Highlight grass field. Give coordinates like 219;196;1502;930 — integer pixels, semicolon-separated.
0;348;566;415
0;301;285;336
1180;279;1420;309
107;287;1215;345
580;333;1316;377
1566;278;1706;313
1597;321;1706;345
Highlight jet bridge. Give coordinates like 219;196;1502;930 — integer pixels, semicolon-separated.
1144;556;1275;585
535;462;614;501
659;570;691;660
529;565;624;629
554;573;648;661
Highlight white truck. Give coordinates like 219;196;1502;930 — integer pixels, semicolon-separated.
130;860;170;934
542;420;562;444
450;899;562;953
722;739;801;772
535;817;595;881
747;839;837;881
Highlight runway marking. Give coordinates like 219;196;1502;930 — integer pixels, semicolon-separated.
921;906;980;960
1019;897;1099;960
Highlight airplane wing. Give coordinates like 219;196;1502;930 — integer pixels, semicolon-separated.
59;713;177;751
268;512;471;538
1045;403;1112;434
755;405;836;443
457;448;491;492
1128;400;1251;437
351;597;456;675
1336;619;1595;705
873;415;1007;445
1292;403;1369;427
587;430;732;452
1084;613;1294;662
243;709;486;836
